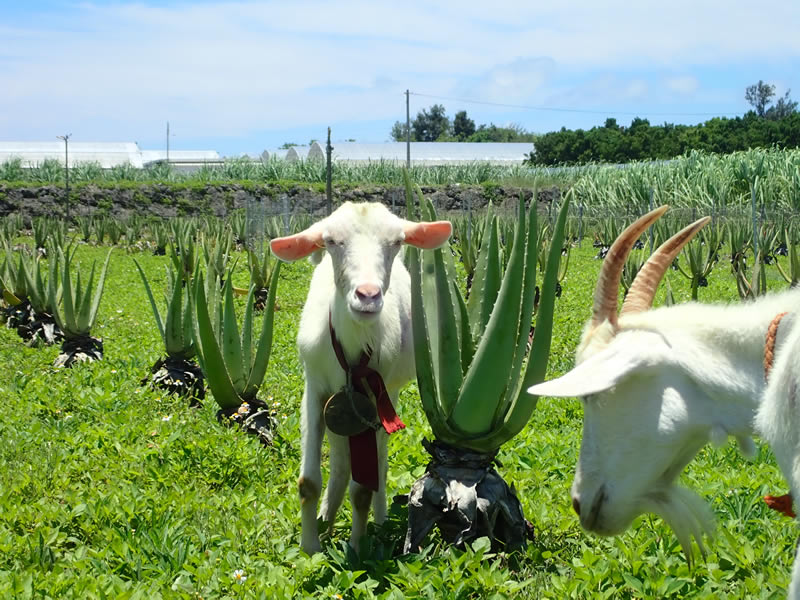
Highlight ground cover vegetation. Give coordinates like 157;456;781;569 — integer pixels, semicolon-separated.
1;171;799;598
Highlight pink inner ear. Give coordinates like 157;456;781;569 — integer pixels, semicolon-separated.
270;232;323;262
404;221;452;249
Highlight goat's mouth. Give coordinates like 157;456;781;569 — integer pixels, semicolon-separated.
349;304;382;319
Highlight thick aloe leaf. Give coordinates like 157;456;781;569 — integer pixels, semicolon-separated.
481;197;571;450
408;245;461;444
165;271;186;356
451;279;474;374
76;261;96;333
221;279;247;394
432;243;463;416
181;283;196;359
240;285;255;377
449;198;528;436
82;250;111;334
61;253;76;333
134;259;166;344
493;198;540;426
467;215;501;339
243;262;281;399
194;274;240;409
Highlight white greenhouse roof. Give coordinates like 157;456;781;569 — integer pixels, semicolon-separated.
1;140;535;169
327;142;534;165
140;150;220;163
0;141;222;170
0;141;144;168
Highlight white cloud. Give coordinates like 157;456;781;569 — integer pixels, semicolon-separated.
665;76;700;95
0;1;798;147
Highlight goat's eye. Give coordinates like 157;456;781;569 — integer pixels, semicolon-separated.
324;237;341;247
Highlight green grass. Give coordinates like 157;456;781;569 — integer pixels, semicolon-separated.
0;240;796;598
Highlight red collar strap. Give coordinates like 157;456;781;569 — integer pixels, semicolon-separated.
762;312;795;519
329;312;405;491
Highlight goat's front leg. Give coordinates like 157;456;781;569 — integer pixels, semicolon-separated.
371;430;389;525
298;382;326;554
349;479;373;551
319;431;350;534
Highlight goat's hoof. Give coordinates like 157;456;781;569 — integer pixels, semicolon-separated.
301;540;322;555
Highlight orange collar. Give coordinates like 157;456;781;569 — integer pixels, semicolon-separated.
762;311;795;519
764;312;788;381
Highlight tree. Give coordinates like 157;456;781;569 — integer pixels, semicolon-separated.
390;121;413;142
765;90;799;120
746;80;776;117
452;110;476;140
412;104;450;142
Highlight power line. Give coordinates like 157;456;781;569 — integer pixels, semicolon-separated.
409;91;741;118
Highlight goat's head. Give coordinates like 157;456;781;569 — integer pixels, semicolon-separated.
270;202;451;320
528;206;715;556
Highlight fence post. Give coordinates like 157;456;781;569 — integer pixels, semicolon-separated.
578;202;584;248
282;194;290;235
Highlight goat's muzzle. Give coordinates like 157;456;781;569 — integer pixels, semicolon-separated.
350;283;384;317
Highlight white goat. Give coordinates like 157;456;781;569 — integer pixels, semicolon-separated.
528;206;800;594
270;202;451;554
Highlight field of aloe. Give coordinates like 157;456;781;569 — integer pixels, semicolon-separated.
1;169;800;597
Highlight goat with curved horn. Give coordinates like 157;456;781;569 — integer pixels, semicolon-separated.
591;205;668;328
621;216;711;316
528;204;800;593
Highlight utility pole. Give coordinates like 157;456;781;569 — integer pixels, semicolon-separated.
57;134;72;221
326;127;333;216
405;90;411;169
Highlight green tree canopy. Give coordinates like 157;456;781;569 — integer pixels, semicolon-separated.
453;110;476;140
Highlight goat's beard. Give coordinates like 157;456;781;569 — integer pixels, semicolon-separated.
641;485;715;563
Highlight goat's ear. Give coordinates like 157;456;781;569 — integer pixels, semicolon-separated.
527;346;648;398
403;221;452;249
270;228;324;262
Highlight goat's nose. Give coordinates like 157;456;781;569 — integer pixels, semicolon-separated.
355;284;382;302
572;496;581;516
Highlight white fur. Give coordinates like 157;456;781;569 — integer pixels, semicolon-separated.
284;202;443;554
528;289;800;583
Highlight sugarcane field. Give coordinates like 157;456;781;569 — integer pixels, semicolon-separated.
0;145;799;598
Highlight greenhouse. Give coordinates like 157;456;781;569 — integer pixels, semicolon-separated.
309;141;534;165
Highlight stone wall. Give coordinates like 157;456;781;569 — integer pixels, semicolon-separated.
0;182;562;222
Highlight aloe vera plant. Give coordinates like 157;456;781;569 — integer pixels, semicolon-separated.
16;252;63;346
404;184;569;552
775;222;800;287
243;242;277;311
675;225;722;299
135;260;204;402
0;245;34;329
193;264;281;445
49;248;111;367
150;221;169;256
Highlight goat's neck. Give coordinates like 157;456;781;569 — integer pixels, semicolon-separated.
672;308;794;441
624;302;796;442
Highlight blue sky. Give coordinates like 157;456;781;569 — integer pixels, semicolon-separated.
1;1;798;156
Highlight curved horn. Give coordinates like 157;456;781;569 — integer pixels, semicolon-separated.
592;205;669;328
620;216;711;316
